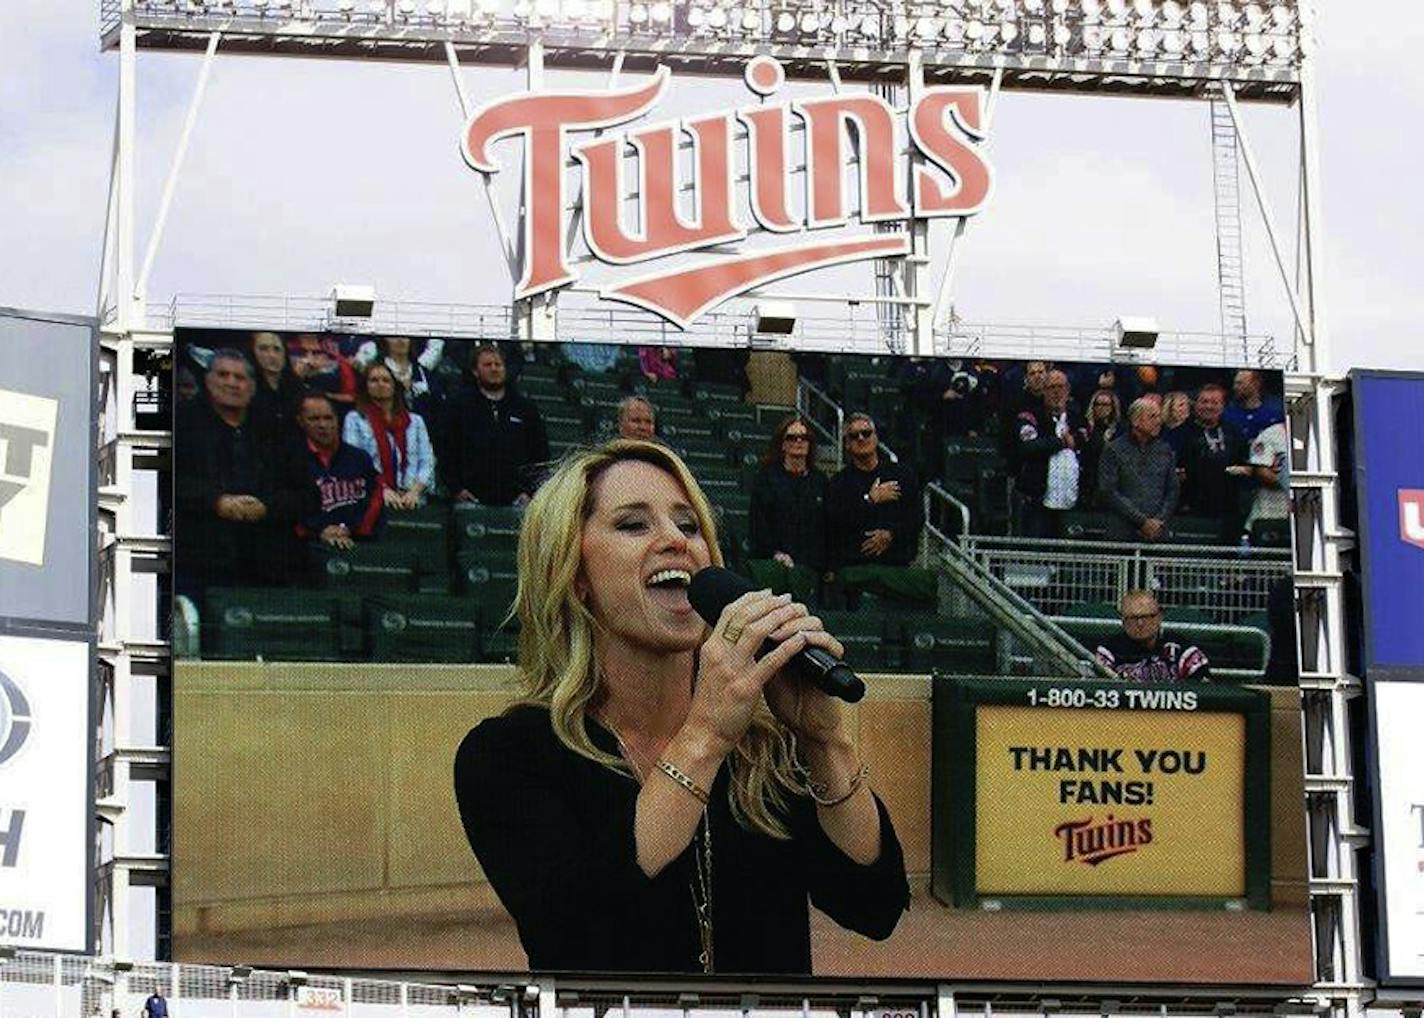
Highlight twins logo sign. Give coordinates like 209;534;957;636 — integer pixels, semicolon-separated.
463;55;992;328
0;389;58;567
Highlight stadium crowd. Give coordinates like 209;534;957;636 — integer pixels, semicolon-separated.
174;334;1292;680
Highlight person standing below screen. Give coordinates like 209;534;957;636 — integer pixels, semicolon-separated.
616;396;658;441
1177;382;1251;541
174;349;309;600
1013;369;1085;538
142;990;168;1018
747;416;828;605
1098;397;1180;543
443;344;550;506
293;393;383;549
454;440;908;974
343;362;436;510
1094;590;1211;682
1224;369;1285;442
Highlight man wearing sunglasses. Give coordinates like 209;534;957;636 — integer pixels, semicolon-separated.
824;413;932;607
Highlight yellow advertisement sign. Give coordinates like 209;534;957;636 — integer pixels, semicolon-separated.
975;706;1246;897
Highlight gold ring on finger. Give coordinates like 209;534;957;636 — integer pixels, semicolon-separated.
721;619;745;644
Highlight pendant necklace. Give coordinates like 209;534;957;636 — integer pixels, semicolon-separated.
604;716;714;973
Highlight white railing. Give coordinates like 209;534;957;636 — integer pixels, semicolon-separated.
962;535;1293;626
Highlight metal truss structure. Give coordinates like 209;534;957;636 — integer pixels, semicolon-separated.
83;1;1377;1017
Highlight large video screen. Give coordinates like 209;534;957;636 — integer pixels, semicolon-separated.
171;330;1310;983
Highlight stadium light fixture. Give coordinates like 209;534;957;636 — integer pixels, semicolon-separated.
228;965;253;985
285;970;310;989
1113;315;1160;350
754;301;797;335
331;284;375;318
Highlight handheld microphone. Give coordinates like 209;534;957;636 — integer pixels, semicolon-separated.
687;566;866;704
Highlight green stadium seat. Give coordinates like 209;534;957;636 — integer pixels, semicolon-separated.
205;587;343;661
706;403;757;428
661;420;719;444
1162;605;1214;624
381;502;451;569
1064;601;1121;619
816;610;898;673
518;376;573;404
692;383;745;407
313;543;422;594
366;594;480;663
570;375;624;401
902;617;997;674
1250;517;1292;548
453;504;523;557
1062;510;1115;542
1170;514;1226;545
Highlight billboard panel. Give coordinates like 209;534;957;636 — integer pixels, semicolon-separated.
0;633;91;952
171;331;1309;983
1351;371;1424;679
1370;680;1424;986
0;308;97;630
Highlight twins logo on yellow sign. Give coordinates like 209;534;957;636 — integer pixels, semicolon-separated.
975;705;1246;897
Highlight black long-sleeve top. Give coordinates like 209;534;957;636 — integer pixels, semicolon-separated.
748;463;829;571
454;705;909;975
442;386;550;505
824;458;922;568
174;399;311;591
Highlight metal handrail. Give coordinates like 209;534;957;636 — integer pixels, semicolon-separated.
795;377;845;472
924;481;971;544
932;535;1116;680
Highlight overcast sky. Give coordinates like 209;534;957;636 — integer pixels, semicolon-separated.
1;2;1420;374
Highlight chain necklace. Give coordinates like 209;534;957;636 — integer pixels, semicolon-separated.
601;715;715;974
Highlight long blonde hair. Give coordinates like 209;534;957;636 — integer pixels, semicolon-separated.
512;439;801;838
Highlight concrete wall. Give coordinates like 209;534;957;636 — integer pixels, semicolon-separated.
172;663;1307;937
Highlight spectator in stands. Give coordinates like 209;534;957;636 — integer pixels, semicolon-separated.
825;413;932;606
1162;390;1192;456
638;345;680;385
1013;369;1086;537
1079;388;1122;509
174;349;309;599
1094;590;1212;682
247;331;303;436
344;361;436;510
616;396;658;441
1178;382;1251;540
564;341;622;376
288;333;357;411
454;440;908;974
294;393;383;548
356;337;443;424
1005;360;1048;420
443;344;550;506
1099;397;1179;542
747;415;828;604
1225;369;1285;442
142;990;168;1018
1000;360;1049;472
1243;420;1291;541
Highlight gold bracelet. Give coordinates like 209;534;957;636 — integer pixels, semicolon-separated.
655;759;710;805
806;761;870;808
